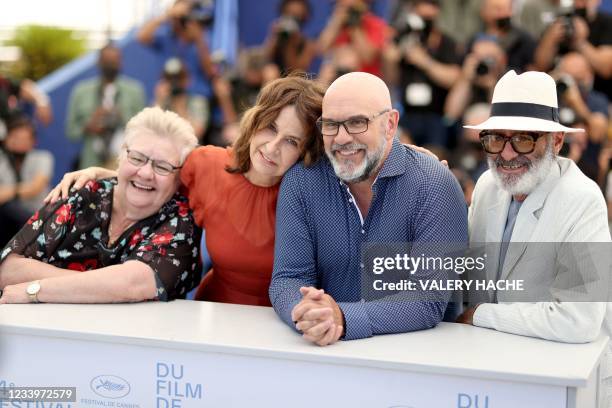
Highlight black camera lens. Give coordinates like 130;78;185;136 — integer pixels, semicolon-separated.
564;18;574;37
277;16;300;39
556;80;569;96
346;7;363;27
475;57;496;77
335;67;352;79
556;75;574;99
475;62;489;76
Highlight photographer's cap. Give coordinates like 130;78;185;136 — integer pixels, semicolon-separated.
464;70;583;133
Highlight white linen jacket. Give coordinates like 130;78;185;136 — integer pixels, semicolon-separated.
468;157;611;344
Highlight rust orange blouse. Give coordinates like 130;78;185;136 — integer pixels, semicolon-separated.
180;145;279;306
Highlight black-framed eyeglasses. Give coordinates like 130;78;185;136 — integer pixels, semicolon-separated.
316;109;390;136
126;149;181;176
479;131;547;154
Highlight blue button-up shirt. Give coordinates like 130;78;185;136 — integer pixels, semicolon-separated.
270;138;469;340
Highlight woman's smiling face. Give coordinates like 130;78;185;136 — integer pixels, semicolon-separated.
115;132;182;220
246;105;306;186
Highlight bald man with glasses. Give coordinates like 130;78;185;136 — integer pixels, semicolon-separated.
269;72;468;346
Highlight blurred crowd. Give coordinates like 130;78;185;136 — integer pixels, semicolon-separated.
1;0;612;246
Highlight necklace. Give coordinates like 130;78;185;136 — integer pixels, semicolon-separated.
108;221;118;244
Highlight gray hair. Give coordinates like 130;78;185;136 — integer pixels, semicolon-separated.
123;107;198;164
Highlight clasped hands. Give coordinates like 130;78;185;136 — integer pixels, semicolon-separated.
291;287;344;347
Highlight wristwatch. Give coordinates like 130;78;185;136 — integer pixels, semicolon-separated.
26;280;41;303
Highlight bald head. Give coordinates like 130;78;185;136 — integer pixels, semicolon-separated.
558;52;593;85
321;72;399;184
323;72;391;116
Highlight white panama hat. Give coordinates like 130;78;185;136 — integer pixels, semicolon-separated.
464;70;584;133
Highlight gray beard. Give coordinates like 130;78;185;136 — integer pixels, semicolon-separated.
488;142;557;196
327;138;387;184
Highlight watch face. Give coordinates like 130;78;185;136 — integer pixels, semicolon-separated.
26;282;41;295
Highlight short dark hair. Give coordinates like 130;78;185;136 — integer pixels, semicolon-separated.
98;42;120;60
6;114;35;137
278;0;311;20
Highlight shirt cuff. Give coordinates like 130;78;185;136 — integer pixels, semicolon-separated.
338;300;373;340
287;299;302;332
472;303;495;329
274;296;301;332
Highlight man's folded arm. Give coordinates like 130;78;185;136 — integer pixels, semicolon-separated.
338;298;447;340
473;302;606;343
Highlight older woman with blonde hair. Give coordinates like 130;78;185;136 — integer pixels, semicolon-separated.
0;107;201;303
44;74;326;306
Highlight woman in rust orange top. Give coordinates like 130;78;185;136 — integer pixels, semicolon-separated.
46;75;325;306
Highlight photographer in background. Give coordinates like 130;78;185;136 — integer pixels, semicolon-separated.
444;37;507;123
471;0;536;72
318;45;361;85
66;43;145;169
138;0;239;139
448;102;490;184
228;48;271;114
556;52;608;143
384;0;461;147
534;0;612;103
153;58;208;141
138;0;217;97
0;75;52;140
0;115;53;247
263;0;316;77
555;52;609;186
317;0;389;77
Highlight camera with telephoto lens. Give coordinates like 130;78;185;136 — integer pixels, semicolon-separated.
560;15;574;44
334;66;353;80
555;74;575;97
276;16;300;41
163;58;187;96
179;0;214;28
475;57;496;76
558;0;576;45
345;5;364;27
556;75;579;126
394;12;427;45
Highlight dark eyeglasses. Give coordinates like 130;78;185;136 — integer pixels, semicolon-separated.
316;109;390;136
479;131;547;154
126;149;181;176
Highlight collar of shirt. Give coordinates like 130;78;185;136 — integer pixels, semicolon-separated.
376;138;409;179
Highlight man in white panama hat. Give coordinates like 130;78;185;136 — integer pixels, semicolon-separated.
456;70;612;406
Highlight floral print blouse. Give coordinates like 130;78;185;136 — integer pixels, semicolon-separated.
0;179;202;301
